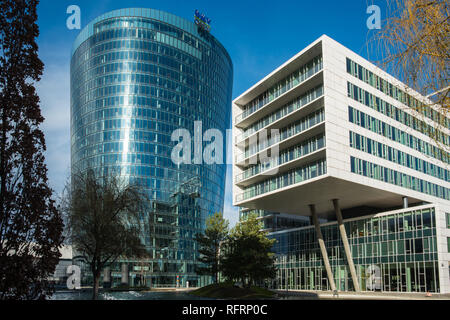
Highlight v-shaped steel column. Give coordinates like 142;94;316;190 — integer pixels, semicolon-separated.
333;199;361;292
309;204;336;292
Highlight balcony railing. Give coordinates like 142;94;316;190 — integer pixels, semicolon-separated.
235;158;327;203
235;85;324;145
235;134;325;183
235;108;325;164
235;56;323;125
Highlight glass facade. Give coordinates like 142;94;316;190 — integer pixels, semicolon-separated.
71;9;233;287
349;106;449;163
350;131;449;182
347;58;448;128
239;209;310;232
271;207;441;292
350;157;450;200
347;82;449;147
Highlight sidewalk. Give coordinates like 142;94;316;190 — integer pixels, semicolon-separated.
144;287;198;293
274;290;450;300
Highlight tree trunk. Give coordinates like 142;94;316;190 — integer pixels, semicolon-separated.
215;265;219;284
92;272;101;300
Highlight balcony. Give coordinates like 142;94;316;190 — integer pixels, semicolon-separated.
235;148;326;188
235;158;327;203
235;110;325;167
235;68;323;129
235;92;324;148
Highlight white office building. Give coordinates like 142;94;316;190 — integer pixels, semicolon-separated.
232;35;450;293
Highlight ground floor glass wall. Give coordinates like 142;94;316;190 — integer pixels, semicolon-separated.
270;207;441;293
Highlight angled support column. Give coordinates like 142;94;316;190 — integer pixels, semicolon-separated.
309;205;336;292
333;199;361;292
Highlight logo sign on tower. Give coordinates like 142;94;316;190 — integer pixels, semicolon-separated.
194;10;211;32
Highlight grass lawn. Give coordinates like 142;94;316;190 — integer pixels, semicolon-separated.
190;283;276;300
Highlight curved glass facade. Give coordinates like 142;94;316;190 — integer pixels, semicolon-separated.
70;8;233;287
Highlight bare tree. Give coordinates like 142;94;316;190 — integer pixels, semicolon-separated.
368;0;449;155
62;169;147;300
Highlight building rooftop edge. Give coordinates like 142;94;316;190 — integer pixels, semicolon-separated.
233;34;444;113
70;7;232;65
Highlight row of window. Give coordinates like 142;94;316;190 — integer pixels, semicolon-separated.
78;72;220;104
74;126;226;159
81;37;229;91
350;156;450;200
237;55;323;123
271;207;440;292
347;58;448;128
236;134;325;182
89;60;189;87
73;94;215;140
89;37;201;71
275;261;440;293
72;105;219;140
236;159;327;202
351;238;437;258
277;237;437;263
91;16;230;67
239;109;325;161
72;42;229;103
77;165;224;208
239;209;276;220
73;96;224;141
73;150;226;186
75;80;227;123
349;131;449;182
72;40;222;97
91;26;202;56
75;148;226;177
83;83;198;105
275;209;435;252
92;29;202;60
79;74;208;104
79;47;197;80
348;209;435;238
348;82;449;146
237;85;324;142
349;106;449;164
94;17;197;48
75;119;174;145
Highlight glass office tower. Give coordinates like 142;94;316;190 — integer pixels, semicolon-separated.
70;8;233;287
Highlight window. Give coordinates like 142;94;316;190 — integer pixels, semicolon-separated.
446;213;450;229
448;238;450;253
388;218;396;233
350;156;450;201
422;210;432;229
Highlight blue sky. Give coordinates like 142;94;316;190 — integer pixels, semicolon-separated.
36;0;386;226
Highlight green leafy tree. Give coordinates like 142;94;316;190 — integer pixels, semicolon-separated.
221;214;277;288
194;213;229;284
0;0;64;300
63;170;147;300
